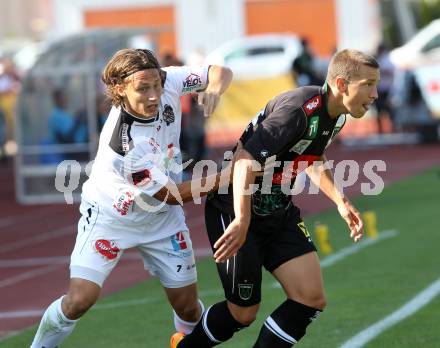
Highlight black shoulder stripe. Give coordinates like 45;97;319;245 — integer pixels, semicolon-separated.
109;109;134;156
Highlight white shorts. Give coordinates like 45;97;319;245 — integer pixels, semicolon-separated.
70;201;197;288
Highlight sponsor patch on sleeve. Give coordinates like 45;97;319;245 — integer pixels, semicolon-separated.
182;73;203;93
303;95;322;116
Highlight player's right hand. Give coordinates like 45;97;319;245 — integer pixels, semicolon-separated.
213;218;248;263
198;90;220;117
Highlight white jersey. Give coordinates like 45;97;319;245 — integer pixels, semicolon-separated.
81;65;209;240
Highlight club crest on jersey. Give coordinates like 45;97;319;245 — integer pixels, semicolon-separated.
95;239;120;260
238;283;254;300
182;73;202;93
162;104;175;126
171;231;188;251
303;95;322;116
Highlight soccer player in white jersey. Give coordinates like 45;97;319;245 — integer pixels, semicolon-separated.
30;48;233;348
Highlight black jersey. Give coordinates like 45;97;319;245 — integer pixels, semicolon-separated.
210;85;346;216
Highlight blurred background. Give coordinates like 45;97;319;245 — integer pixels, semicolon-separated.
0;0;439;203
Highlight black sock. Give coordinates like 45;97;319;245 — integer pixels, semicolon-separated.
253;299;322;348
178;300;247;347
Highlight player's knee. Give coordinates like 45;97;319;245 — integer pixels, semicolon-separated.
228;302;259;326
294;290;326;311
63;292;97;319
307;293;326;310
175;301;201;322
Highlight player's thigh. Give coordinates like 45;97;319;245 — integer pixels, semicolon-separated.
205;200;263;307
70;201;127;287
263;210;325;308
138;230;197;289
272;251;325;308
164;282;199;313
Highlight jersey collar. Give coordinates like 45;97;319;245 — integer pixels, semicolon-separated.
121;106;159;124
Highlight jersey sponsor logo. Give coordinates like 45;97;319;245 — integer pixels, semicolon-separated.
303;95;322;115
304;116;319;139
131;169;151;186
182;73;202;93
288;139;312;154
238;283;253;300
168;250;193;259
95;239;120;260
113;190;134;215
171;231;188;251
322;130;330;135
272;154;320;184
162;104;175;126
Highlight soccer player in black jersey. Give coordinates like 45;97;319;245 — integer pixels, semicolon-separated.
172;49;380;348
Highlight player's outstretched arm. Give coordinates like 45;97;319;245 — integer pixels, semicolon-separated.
306;155;363;242
213;148;257;262
153;169;230;205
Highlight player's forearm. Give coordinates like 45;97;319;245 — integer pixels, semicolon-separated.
153;172;227;205
177;173;222;203
319;169;345;206
306;157;345;206
233;151;256;226
207;65;233;95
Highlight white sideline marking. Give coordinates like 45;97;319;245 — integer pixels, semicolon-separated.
0;225;76;254
0;210;57;229
0;265;62;289
320;230;398;268
340;276;440;348
0;288;225;319
0;249;212;268
0;211;204;255
272;230;398;288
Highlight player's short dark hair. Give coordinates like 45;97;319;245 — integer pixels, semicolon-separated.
102;48;162;107
326;49;379;84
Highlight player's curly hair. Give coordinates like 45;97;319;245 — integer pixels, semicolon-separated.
326;49;379;84
102;48;162;107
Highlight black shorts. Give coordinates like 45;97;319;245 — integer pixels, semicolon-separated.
205;199;317;307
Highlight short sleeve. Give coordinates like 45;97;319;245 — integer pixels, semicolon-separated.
163;65;210;96
243;107;307;164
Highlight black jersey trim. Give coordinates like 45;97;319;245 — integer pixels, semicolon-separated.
108;109;134;156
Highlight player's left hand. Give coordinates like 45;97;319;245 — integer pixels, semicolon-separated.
198;90;220;117
213;218;248;263
337;198;363;242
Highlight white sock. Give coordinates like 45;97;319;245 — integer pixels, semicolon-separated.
173;299;205;334
30;296;78;348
